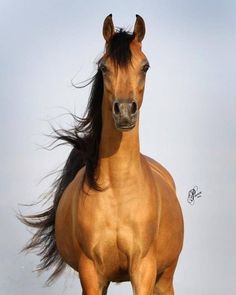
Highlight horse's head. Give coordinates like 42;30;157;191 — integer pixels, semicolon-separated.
100;14;149;131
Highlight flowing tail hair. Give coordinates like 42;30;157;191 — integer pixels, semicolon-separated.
18;68;103;284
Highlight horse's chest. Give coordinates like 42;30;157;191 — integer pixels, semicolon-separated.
77;189;158;263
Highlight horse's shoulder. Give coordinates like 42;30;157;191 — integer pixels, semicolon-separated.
142;154;176;191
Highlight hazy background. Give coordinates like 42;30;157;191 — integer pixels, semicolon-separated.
1;0;235;294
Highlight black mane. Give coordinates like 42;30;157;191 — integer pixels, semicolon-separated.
19;29;134;284
53;30;135;190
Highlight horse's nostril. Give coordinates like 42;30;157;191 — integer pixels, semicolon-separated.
131;101;137;114
113;102;120;115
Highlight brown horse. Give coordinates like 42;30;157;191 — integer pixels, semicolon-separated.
21;15;184;295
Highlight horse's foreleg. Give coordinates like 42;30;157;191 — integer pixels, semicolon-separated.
79;254;108;295
82;285;109;295
130;256;157;295
153;260;178;295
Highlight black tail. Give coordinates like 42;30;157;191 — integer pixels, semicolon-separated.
19;69;103;284
19;147;84;284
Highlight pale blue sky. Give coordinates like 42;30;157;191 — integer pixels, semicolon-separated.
0;1;235;294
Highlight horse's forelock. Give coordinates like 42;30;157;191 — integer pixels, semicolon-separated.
106;29;135;67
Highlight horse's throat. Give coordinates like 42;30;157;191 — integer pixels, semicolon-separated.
97;117;142;186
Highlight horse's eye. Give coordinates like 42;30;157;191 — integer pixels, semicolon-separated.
100;64;108;73
142;64;150;73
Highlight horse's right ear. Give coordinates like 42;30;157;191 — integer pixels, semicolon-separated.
103;14;114;42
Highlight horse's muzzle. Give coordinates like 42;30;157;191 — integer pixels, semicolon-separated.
112;99;138;131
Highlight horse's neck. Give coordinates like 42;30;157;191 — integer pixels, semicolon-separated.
97;109;142;187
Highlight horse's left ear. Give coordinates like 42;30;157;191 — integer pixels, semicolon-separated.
103;14;114;42
134;14;145;42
